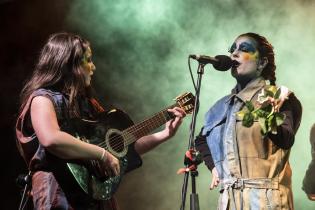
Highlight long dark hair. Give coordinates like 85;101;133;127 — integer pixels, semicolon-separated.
239;32;276;85
19;32;90;114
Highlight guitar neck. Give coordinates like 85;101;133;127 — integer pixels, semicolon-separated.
123;103;178;145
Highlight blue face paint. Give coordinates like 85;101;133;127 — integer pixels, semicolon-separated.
228;41;257;54
239;42;256;53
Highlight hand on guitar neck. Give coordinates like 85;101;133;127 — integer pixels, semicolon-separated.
164;107;187;138
134;106;186;155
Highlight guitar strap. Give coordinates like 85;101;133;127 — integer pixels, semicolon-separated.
15;92;41;210
90;98;105;113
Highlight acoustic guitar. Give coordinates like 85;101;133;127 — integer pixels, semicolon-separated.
66;92;195;200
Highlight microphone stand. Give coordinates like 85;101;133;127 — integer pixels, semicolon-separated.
180;63;205;210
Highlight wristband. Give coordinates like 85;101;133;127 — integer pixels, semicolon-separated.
100;148;106;161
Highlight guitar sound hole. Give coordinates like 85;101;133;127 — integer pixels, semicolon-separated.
108;133;125;153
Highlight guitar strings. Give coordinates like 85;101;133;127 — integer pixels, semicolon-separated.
96;115;167;152
97;111;170;151
95;96;193;154
106;99;193;152
97;115;167;151
96;107;173;153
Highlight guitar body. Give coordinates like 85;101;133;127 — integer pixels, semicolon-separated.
67;109;135;200
54;92;194;201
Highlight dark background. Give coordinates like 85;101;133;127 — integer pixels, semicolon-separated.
1;1;75;209
2;0;315;209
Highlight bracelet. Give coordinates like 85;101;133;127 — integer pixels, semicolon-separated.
100;148;106;161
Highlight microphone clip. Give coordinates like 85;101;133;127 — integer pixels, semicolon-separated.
177;149;202;174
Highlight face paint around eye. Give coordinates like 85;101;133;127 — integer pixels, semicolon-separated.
242;51;259;61
232;40;259;61
228;42;237;53
230;36;263;84
239;42;257;53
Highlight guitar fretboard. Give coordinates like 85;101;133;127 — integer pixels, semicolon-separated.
123;103;177;145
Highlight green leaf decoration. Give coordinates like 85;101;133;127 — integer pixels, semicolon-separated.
266;106;275;118
258;117;267;134
275;112;285;126
242;112;254;127
254;108;268;118
245;101;255;112
261;104;272;113
237;109;246;120
274;88;281;99
265;89;274;97
237;85;287;136
267;114;274;130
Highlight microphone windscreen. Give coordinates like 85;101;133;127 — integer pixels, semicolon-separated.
213;55;233;71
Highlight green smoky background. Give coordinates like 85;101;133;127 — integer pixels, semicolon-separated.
66;0;315;209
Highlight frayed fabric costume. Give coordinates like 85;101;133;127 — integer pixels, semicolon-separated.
199;77;302;210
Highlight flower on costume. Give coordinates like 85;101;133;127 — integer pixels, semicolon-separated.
237;85;290;135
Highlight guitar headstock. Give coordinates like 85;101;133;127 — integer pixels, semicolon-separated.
174;92;195;114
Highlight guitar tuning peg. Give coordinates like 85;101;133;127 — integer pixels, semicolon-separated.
174;92;188;100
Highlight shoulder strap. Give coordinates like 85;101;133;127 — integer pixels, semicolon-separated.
89;98;105;113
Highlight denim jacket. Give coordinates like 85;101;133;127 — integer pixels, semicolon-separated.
202;78;298;210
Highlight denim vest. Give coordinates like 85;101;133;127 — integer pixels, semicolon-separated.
16;88;76;171
202;78;296;210
202;94;231;178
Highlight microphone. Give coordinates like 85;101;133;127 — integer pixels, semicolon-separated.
189;54;236;71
